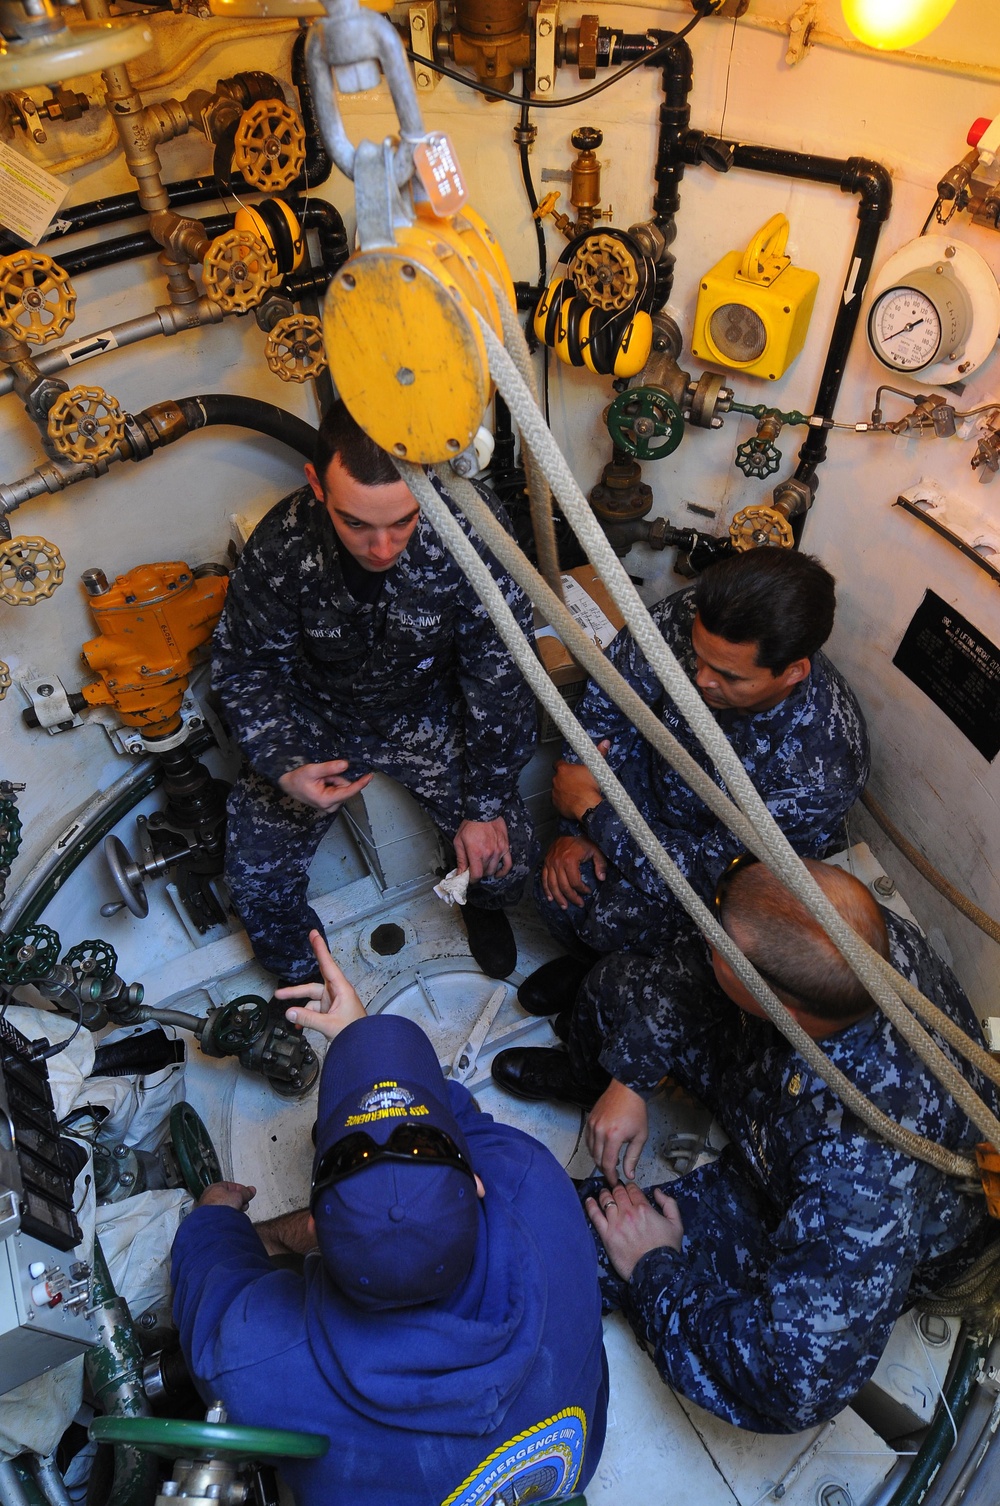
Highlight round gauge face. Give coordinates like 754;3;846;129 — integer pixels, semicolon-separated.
868;286;943;371
709;302;768;362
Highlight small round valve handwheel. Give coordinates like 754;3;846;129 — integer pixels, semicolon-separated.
233;99;306;193
0;799;20;868
202;995;268;1055
62;939;118;984
47;384;126;463
89;1414;329;1465
265;313;327;383
606;386;684;461
0;250;76;345
103;834;150;919
729;504;795;552
567;232;641;312
0;922;61;985
0;660;10;701
0;536;65;605
203;228;279;314
735;435;782;480
169;1102;223;1197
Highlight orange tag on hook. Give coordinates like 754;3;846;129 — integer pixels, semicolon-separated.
413;133;468;218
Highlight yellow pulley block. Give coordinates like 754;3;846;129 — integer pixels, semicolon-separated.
0;251;76;345
203;228;279;313
323;216;504;465
265;314;327;383
47;385;126;463
692;214;819;381
233;100;306;194
728;504;795;552
0;536;65;605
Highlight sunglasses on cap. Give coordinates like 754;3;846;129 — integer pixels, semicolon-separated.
713;850;760;915
311;1123;474;1205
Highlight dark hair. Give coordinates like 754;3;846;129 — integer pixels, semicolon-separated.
719;858;890;1021
694;550;836;673
312;399;400;489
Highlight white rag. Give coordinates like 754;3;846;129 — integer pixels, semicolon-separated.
433;867;470;907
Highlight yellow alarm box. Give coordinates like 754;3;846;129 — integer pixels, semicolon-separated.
691;214;819;381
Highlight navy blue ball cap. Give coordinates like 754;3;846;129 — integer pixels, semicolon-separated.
312;1015;479;1310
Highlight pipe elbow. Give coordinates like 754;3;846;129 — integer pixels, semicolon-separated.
843;157;893;221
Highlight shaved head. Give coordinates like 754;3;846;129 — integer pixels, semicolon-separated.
719;859;890;1021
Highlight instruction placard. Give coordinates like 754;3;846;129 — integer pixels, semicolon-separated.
892;589;1000;761
559;572;619;648
0;144;69;246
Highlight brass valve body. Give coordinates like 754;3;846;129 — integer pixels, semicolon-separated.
80;562;227;739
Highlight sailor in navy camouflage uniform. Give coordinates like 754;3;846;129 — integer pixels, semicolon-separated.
580;860;996;1435
535;550;870;958
214;402;537;981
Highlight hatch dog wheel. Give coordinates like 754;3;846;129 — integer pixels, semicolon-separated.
567;232;641;312
0;250;76;345
203;228;279;313
233;99;306;193
264;313;327;383
728;504;794;552
47;384;126;462
0;535;65;604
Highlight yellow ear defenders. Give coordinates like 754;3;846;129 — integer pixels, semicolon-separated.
533;228;655;378
234;199;304;275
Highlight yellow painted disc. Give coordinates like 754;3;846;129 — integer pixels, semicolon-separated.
323;249;490;465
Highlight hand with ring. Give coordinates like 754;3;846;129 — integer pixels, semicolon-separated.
585;1180;684;1281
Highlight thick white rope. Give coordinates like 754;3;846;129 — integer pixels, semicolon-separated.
482;300;1000;1152
397;458;979;1178
440;465;1000;1104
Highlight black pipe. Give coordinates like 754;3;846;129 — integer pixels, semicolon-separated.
56;198;348;290
679;133;892;509
647;32;693;311
3;31;329;253
175;394;317;459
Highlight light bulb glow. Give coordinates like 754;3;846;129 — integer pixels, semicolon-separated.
841;0;959;49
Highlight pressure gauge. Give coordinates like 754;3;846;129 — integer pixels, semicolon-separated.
865;236;1000;385
867;266;971;373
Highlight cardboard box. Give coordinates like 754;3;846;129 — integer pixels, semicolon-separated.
534;565;625;741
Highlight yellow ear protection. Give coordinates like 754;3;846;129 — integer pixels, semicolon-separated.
533;228;655;377
234;199;304;275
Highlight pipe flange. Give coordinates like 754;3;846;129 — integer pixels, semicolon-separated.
47;384;126;462
0;250;76;345
203;229;279;314
685;371;733;429
0;535;65;604
728;504;794;552
233;99;306;193
264;313;328;383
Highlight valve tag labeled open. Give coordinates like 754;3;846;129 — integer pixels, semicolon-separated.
413;133;468;218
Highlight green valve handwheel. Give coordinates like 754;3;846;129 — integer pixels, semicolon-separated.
606;385;684;461
89;1414;329;1464
0;798;22;867
169;1102;222;1196
0;921;60;984
63;938;118;984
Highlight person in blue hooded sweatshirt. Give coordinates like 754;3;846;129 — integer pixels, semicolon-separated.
170;931;609;1506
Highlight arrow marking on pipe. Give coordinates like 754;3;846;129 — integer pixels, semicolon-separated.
64;332;118;364
842;257;862;306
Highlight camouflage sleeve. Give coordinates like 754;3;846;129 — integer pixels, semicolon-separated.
211;520;315;786
623;1146;923;1432
568;594;689;765
453;492;538;822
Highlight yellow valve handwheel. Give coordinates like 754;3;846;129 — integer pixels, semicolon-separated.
265;314;327;383
728;504;795;552
567;233;640;312
233;99;306;193
0;536;66;605
203;229;279;313
0;660;10;699
0;250;76;345
47;385;126;463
